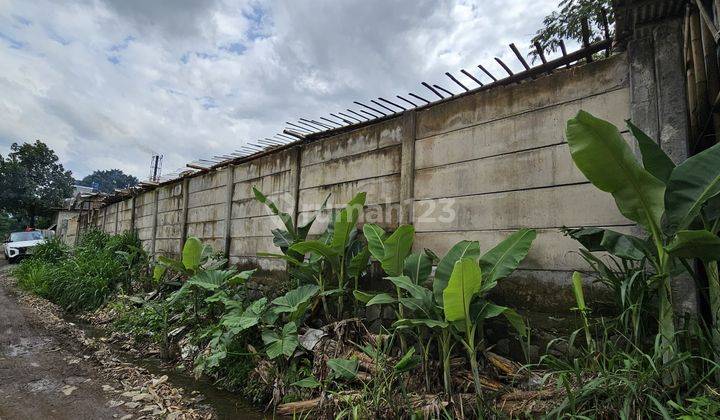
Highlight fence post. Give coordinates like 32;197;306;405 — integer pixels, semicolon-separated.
223;166;235;260
114;203;120;234
130;195;136;233
288;146;302;226
399;110;417;225
150;189;159;258
179;177;190;254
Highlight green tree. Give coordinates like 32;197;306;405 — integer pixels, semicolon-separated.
78;169;138;194
530;0;613;62
0;141;74;227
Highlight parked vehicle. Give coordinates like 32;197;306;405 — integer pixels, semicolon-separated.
3;231;46;263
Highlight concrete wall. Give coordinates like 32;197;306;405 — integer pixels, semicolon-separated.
413;55;632;312
62;48;690;317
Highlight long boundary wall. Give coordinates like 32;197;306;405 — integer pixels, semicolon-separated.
68;21;689;317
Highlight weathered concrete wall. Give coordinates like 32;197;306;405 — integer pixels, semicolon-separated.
413;54;632;312
155;183;184;257
65;48;690;318
230;148;297;272
298;117;404;233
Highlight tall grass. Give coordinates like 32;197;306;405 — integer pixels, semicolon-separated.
14;229;148;311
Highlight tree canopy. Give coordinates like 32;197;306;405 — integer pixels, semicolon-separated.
0;141;74;227
530;0;614;62
78;169;138;194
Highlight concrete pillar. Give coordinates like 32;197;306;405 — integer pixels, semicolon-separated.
223;166;235;260
179;177;190;254
114;203;120;234
150;189;159;258
399;110;416;225
288;146;302;227
628;16;695;315
129;196;137;233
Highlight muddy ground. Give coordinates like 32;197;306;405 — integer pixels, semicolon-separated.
0;260;214;419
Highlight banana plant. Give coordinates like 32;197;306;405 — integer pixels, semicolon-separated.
566;111;720;377
287;192;368;320
362;223;415;317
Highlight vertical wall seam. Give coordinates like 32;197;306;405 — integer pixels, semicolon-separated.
223;166;235;260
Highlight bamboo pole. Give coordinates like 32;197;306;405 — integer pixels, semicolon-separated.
691;10;710;143
687;9;700;140
700;4;720;145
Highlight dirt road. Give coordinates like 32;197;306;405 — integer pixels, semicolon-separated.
0;261;131;419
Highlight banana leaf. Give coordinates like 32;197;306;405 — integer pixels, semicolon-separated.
666;230;720;262
627;120;675;183
380;225;415;276
433;240;481;305
566;110;665;234
479;228;536;288
443;258;482;322
665;142;720;232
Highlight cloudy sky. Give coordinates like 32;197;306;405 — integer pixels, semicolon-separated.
0;0;558;180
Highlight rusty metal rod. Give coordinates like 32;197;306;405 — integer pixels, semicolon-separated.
378;97;406;111
421;82;444;99
338;112;362;123
460;69;483;86
354;101;387;116
347;109;370;120
408;93;430;104
509;43;531;71
478;64;498;82
371;99;395;114
398;95;418;107
495;57;514;76
433;84;454;97
445;72;469;91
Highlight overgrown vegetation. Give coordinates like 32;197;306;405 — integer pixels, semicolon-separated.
15;230;148;311
12;111;720;418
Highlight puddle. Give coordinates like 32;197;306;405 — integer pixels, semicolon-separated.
4;336;52;357
69;317;268;420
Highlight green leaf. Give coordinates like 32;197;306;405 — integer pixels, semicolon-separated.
665;142;720;231
392;318;449;330
443;258;482;322
271;284;320;321
627;120;675;183
262;322;299;359
387;276;432;303
363;223;387;261
223;298;267;330
571;272;587;312
393;347;420;372
348;246;371;280
291;376;321;388
366;293;396;306
564;227;648;261
502;308;528;338
331;192;366;254
433;240;481;305
157;255;186;274
404;252;432;284
566;110;665;233
152;265;166;283
289;240;340;272
380;225;415;277
599;230;647;261
479;229;536;287
666;230;720;262
253;187;296;239
297;193;331;240
229;269;255;286
327;358;359;380
352;290;376;304
182;237;203;271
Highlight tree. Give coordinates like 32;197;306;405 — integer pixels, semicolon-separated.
0;141;74;227
78;169;138;194
530;0;614;62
